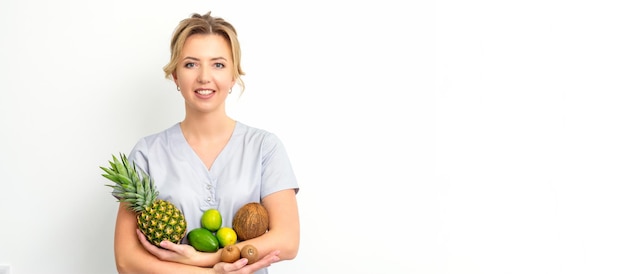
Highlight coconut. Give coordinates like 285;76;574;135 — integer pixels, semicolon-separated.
232;202;269;241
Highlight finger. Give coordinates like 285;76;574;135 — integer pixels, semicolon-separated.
217;258;248;272
136;229;172;259
159;240;177;251
250;250;280;268
136;229;146;242
135;229;150;246
233;258;249;268
137;231;156;250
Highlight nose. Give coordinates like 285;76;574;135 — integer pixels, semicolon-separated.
198;66;211;84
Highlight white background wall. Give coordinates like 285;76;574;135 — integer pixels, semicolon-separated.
0;0;624;273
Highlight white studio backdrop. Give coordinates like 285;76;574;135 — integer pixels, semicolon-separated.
0;0;625;274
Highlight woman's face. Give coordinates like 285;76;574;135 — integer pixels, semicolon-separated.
173;34;235;114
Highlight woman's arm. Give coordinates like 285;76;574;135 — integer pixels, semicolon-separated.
114;203;213;273
236;188;300;261
132;188;299;270
115;203;280;274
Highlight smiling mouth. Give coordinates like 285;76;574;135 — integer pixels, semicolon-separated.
196;89;215;95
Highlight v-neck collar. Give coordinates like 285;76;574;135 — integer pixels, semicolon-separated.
176;121;240;174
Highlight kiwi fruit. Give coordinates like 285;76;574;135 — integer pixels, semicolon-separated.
220;245;241;263
232;202;269;241
240;244;259;265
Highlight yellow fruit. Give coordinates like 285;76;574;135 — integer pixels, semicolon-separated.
187;228;219;252
216;227;237;248
201;209;222;232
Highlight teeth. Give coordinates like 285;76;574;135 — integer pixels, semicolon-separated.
197;90;214;95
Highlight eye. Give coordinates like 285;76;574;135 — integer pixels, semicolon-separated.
214;63;225;69
184;62;197;68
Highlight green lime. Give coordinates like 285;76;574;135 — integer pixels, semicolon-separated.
187;227;219;252
216;227;238;248
201;209;222;232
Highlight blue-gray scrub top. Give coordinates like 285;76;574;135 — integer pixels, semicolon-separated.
127;121;298;273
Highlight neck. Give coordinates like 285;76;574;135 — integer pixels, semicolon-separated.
180;112;236;141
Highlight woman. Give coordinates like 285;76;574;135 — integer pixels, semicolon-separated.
113;11;300;274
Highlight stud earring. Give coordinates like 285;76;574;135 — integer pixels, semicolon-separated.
229;88;232;94
177;86;181;91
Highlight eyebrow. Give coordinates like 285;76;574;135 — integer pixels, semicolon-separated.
182;56;228;62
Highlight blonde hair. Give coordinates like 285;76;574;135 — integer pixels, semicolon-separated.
163;11;245;93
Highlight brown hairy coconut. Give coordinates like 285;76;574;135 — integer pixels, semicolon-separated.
232;202;269;241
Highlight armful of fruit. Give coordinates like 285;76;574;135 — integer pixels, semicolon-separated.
102;154;280;270
138;233;279;272
135;203;276;268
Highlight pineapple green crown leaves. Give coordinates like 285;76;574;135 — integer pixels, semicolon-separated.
100;153;159;212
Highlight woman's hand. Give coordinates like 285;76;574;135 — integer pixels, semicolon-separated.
213;250;281;274
136;229;206;266
137;229;281;272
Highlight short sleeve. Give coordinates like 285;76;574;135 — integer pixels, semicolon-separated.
127;138;149;176
260;133;299;198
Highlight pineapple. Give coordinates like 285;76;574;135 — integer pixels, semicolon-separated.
101;153;187;246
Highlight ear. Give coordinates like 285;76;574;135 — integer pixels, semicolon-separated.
172;71;179;87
